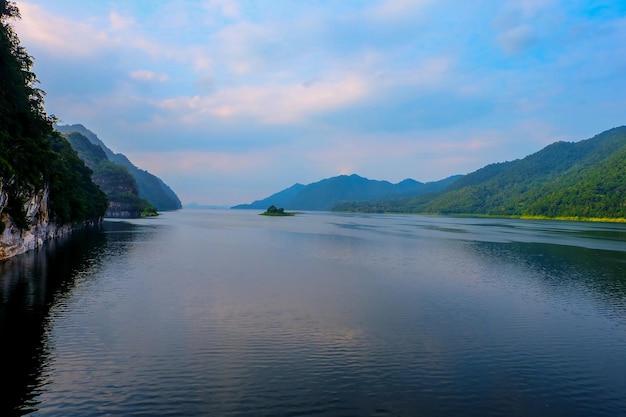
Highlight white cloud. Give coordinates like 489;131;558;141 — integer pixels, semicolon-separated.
15;2;112;56
109;11;135;31
368;0;434;20
205;0;241;19
156;75;371;124
15;1;209;68
130;70;169;83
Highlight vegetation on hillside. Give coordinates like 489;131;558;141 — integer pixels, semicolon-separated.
63;132;156;217
335;127;626;221
56;124;182;211
0;2;107;229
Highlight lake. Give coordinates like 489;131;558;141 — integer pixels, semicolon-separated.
1;209;626;416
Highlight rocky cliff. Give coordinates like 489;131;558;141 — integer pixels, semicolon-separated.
1;3;107;260
0;185;77;261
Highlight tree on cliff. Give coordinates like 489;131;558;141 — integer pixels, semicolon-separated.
0;1;107;228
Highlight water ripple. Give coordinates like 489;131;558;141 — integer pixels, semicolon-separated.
3;211;625;416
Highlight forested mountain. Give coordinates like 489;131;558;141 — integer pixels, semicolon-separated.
232;183;305;210
55;124;182;211
232;174;460;211
335;126;626;220
1;2;106;238
63;132;155;217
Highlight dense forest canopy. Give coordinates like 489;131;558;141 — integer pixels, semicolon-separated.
0;1;107;228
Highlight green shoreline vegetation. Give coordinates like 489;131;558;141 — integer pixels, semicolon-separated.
141;206;159;217
518;215;626;223
332;207;626;224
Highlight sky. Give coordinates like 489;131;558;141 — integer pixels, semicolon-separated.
11;0;626;206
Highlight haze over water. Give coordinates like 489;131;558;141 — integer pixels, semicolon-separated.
1;210;626;416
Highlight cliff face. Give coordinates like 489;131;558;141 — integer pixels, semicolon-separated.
0;185;73;261
0;4;107;261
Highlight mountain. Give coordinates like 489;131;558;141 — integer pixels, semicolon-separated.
55;124;182;211
1;4;107;259
63;132;155;217
335;126;626;220
232;183;305;210
232;174;461;211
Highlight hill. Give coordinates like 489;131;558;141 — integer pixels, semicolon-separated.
1;3;107;259
335;126;626;220
63;132;155;217
232;174;460;211
55;124;182;211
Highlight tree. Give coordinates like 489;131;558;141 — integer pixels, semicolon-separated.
1;1;107;227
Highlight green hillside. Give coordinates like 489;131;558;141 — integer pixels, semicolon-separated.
63;132;155;217
55;124;182;211
1;3;106;229
336;126;626;221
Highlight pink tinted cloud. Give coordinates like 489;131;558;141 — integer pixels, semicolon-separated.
155;75;370;125
15;2;112;56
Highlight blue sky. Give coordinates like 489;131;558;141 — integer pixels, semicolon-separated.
13;0;626;205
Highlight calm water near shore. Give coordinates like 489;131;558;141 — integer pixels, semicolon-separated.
1;209;626;416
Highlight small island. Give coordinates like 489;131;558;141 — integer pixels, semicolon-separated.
260;205;297;216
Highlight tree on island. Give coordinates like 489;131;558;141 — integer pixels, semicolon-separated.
261;205;296;216
266;205;284;214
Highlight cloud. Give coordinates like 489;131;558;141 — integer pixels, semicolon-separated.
15;2;112;57
496;24;536;54
130;70;169;83
212;21;283;75
367;0;434;20
155;75;371;125
11;0;626;205
15;1;208;68
205;0;241;19
109;11;135;31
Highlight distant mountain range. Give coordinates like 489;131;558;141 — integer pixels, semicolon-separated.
335;126;626;220
234;125;626;221
232;174;461;211
56;124;182;211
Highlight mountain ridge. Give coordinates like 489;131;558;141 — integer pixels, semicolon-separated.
335;126;626;220
55;124;182;211
232;174;461;211
62;131;155;217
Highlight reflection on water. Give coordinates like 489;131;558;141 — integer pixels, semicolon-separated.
1;211;626;416
471;241;626;311
0;222;138;415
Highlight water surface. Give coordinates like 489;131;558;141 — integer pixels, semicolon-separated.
1;210;625;416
